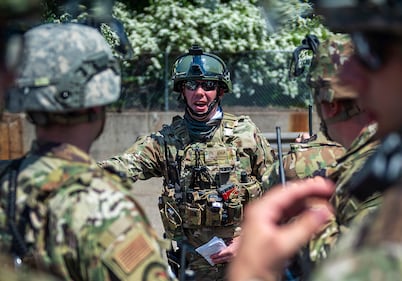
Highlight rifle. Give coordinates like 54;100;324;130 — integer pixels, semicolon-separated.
277;127;307;280
308;104;313;137
276;126;286;186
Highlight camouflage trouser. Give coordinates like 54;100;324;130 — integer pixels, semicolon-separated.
187;251;228;281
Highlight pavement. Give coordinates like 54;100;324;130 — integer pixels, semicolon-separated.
130;177;165;238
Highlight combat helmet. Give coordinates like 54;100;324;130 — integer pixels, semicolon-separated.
290;34;356;102
308;33;356;103
314;0;402;34
7;23;120;122
171;45;232;94
291;34;361;138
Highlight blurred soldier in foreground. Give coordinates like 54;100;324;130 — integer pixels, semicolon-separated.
0;1;60;280
99;45;274;280
229;1;402;280
302;33;380;269
265;33;380;280
0;23;172;281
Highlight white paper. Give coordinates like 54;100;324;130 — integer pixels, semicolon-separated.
195;236;228;266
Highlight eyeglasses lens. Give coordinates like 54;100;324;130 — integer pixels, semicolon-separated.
185;80;217;91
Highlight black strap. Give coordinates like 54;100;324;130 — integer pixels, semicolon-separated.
4;157;30;259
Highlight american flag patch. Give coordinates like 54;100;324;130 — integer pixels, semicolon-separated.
114;235;153;273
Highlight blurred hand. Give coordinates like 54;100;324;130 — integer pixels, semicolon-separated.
228;177;334;281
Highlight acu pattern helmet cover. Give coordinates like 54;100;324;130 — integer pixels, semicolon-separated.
7;23;121;113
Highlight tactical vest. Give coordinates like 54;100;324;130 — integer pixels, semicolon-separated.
158;113;263;239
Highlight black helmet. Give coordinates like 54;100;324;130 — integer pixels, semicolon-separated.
314;0;402;34
171;45;232;93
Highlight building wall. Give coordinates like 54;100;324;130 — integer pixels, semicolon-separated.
11;109;320;161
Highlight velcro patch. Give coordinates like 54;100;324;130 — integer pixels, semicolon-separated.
114;235;153;274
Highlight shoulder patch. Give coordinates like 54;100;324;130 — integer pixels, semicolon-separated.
114;234;153;274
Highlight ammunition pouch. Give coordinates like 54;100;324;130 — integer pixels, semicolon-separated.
183;203;203;226
181;187;243;228
239;179;263;203
159;196;183;240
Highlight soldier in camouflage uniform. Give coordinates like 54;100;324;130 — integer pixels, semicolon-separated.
262;34;352;189
0;1;62;280
299;34;381;269
0;23;173;281
230;1;402;281
265;33;379;280
309;0;402;280
99;45;274;280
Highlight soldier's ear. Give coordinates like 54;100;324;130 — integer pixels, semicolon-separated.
218;88;225;97
321;100;341;118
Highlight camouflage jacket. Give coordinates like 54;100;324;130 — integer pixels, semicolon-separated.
0;141;172;281
311;180;402;281
311;129;402;281
262;132;346;190
308;123;381;264
99;113;274;247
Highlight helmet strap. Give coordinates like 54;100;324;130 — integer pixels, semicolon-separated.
314;98;332;140
317;100;362;140
324;103;362;125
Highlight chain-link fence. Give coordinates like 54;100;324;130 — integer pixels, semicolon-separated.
115;50;312;112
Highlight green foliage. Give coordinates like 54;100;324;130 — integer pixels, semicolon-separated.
42;0;333;110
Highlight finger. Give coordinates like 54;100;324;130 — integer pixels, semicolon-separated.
250;177;334;222
279;207;333;256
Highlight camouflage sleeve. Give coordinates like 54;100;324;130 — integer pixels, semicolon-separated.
46;173;172;281
262;142;345;191
237;116;275;179
261;160;281;191
255;130;275;179
310;185;402;281
308;138;380;264
308;192;382;264
311;246;402;281
98;134;165;181
262;150;307;190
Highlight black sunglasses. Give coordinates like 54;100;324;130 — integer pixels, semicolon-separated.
352;32;400;71
184;80;218;91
